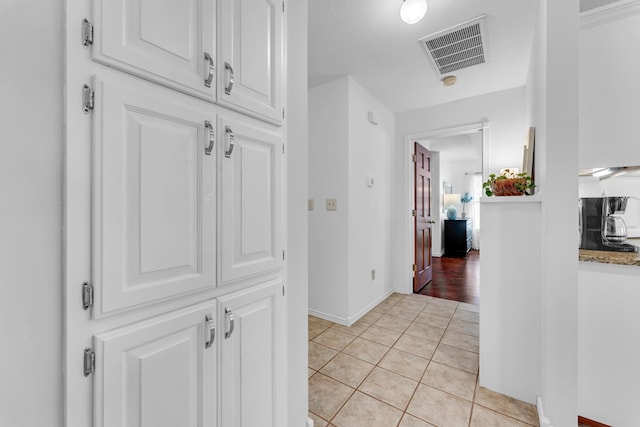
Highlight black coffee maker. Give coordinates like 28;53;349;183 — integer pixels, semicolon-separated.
579;197;639;252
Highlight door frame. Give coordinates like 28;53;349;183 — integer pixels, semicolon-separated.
400;122;489;295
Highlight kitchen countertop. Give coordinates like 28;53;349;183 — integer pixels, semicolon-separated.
579;247;640;266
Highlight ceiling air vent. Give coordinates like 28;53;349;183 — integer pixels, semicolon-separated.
418;15;489;75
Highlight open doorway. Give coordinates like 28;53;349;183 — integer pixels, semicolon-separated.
403;123;487;301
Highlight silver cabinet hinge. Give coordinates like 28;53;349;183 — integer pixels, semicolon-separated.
82;282;93;310
82;84;95;114
282;250;285;260
282;285;285;296
282;108;285;119
282;144;285;155
82;18;94;47
282;1;285;13
412;154;417;162
83;348;95;377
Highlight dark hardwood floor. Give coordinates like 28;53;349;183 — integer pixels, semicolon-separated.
416;250;480;305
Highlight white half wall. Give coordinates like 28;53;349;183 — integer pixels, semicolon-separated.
479;198;542;404
0;1;63;425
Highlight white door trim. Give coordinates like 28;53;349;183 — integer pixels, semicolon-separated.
399;122;489;295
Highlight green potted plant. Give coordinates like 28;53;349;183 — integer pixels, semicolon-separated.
483;169;535;196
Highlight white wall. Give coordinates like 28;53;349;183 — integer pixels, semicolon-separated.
396;87;527;176
393;87;527;293
479;198;542;404
578;263;640;427
526;0;579;425
347;78;395;321
580;5;640;168
0;1;63;425
286;0;310;425
308;77;350;321
308;77;395;324
576;4;640;425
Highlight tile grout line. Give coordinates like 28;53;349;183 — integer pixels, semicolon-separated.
401;299;460;426
309;294;488;427
324;296;424;425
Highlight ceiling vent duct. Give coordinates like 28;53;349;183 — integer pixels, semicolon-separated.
418;15;489;75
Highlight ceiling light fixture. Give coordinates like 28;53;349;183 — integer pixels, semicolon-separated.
400;0;428;25
592;168;613;178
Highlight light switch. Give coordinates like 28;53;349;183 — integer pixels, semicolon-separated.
326;198;337;211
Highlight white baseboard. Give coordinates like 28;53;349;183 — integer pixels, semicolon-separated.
307;308;348;326
308;289;396;326
306;417;314;427
537;396;552;427
346;289;395;325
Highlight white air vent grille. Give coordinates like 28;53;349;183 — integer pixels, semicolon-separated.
418;16;488;75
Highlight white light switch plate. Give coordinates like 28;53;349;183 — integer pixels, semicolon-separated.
326;198;337;211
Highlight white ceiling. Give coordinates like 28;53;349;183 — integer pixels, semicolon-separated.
308;0;621;114
428;132;483;161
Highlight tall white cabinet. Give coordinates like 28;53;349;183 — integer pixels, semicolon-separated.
217;0;283;124
64;0;286;426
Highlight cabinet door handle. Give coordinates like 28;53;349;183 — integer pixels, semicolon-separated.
224;126;235;158
205;314;215;349
204;120;215;155
204;52;215;88
225;308;235;338
224;62;234;95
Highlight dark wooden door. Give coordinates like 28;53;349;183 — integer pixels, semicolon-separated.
414;142;433;292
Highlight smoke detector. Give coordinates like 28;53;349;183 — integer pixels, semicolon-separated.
418;15;489;76
442;75;457;86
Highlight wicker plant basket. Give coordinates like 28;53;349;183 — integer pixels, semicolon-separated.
492;178;527;196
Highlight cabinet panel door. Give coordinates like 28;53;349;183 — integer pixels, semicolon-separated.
218;0;283;124
218;280;284;427
92;0;215;101
219;116;282;284
93;74;216;317
94;301;217;427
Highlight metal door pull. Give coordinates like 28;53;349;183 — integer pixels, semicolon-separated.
205;314;215;348
204;52;215;88
224;62;234;95
225;308;235;338
204;120;215;155
224;126;235;158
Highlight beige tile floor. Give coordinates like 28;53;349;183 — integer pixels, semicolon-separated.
308;293;539;427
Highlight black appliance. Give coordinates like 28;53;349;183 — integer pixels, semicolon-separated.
579;197;639;252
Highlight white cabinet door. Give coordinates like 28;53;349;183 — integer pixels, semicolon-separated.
92;73;216;317
94;301;217;427
217;0;283;124
92;0;216;101
218;280;284;427
218;115;283;284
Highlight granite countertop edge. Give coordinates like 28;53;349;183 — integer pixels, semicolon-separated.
579;249;640;266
